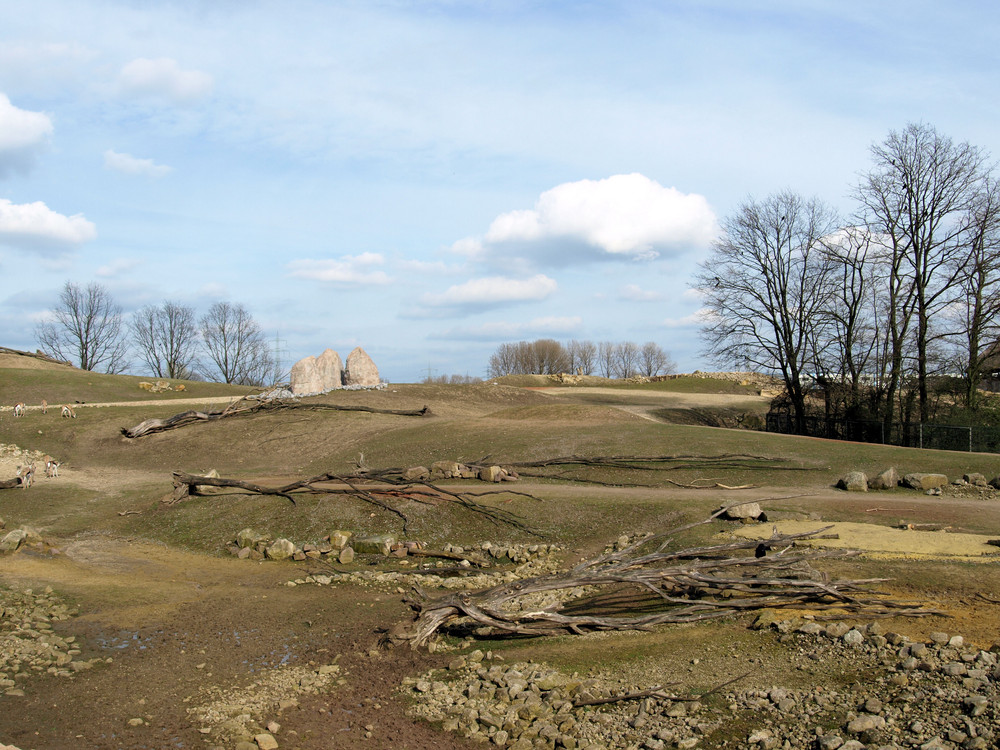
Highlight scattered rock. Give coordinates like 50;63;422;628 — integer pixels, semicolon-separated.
837;472;868;492
903;473;949;491
868;467;900;490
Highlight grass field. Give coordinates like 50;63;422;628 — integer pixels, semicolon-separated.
2;358;1000;749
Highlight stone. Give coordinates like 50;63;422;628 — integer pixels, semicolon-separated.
846;714;884;734
837;472;868;492
722;502;763;520
868;467;900;490
902;473;948;491
329;530;353;550
265;538;296;560
402;466;430;481
338;547;355;564
353;534;395;555
431;460;463;478
479;465;506;483
343;347;380;387
315;348;343;390
290;355;322;395
0;529;27;553
253;733;279;750
236;528;269;549
964;473;988;487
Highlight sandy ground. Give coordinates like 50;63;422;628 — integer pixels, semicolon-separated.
528;386;771;408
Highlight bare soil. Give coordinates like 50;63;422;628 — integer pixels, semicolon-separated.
3;384;1000;749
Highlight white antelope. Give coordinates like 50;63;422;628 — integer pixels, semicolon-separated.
13;402;25;417
45;459;60;478
61;404;76;419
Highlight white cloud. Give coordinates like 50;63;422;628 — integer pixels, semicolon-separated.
96;257;142;278
620;283;662;301
0;93;53;177
0;199;96;254
103;149;173;178
420;274;557;309
287;252;391;285
117;58;213;104
663;308;711;328
455;174;718;266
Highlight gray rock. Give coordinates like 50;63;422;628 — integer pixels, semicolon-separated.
344;347;380;387
837;472;868;492
265;538;296;560
290;355;322;395
868;467;900;490
964;473;988;487
353;534;395;555
722;502;763;520
316;348;343;390
0;529;27;553
902;473;948;490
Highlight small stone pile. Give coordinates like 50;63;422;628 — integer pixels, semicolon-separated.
228;528;426;564
288;542;563;593
836;468;998;495
186;662;343;746
0;585;104;697
403;620;999;749
402;461;520;483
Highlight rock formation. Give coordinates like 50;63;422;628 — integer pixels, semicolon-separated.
289;355;322;395
316;348;343;390
344;347;380;387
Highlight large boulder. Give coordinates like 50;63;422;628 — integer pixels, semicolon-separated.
868;467;900;491
0;529;27;554
265;538;297;560
344;347;380;387
902;473;948;491
837;472;868;492
353;534;395;555
721;502;764;521
316;348;343;390
290;355;323;395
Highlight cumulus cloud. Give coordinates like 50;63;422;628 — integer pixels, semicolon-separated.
287;252;391;285
452;174;717;267
117;58;213;104
103;149;173;178
0;93;53;177
620;283;662;301
420;274;557;310
0;199;96;254
433;316;583;341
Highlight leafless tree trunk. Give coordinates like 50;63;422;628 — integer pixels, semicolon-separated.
569;339;597;374
614;341;640;378
35;281;129;373
131;301;199;379
696;192;839;433
199;301;273;385
639;342;675;377
597;341;616;378
856;123;988;423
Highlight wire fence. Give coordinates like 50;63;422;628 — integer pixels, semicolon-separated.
765;413;1000;453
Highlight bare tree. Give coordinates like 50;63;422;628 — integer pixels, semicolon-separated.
639;342;675;377
597;341;616;378
696;191;839;433
568;339;597;375
35;281;129;373
199;301;273;385
131;301;199;379
856;123;989;423
613;341;641;378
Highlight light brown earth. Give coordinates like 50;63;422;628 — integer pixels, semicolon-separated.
2;380;1000;749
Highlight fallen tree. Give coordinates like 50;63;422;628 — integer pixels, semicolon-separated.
169;470;540;534
390;508;942;648
121;398;429;438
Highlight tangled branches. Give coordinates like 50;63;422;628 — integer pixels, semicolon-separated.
391;508;941;647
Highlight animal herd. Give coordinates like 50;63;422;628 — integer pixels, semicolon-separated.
10;400;75;418
7;400;68;489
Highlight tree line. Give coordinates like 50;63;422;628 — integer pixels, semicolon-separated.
35;281;278;386
696;122;1000;434
487;339;676;379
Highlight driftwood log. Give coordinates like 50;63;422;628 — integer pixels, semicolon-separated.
169;471;539;534
391;507;942;647
122;399;429;438
0;477;22;491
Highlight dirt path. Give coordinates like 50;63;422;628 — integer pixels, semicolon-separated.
3;396;243;413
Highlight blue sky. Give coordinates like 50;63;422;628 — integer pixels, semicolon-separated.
2;1;999;382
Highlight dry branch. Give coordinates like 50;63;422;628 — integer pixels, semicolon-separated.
121;398;429;438
168;470;538;535
391;507;942;647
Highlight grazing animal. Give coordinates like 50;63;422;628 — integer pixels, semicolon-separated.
41;399;48;414
61;404;76;419
45;459;60;478
17;463;35;489
13;402;25;417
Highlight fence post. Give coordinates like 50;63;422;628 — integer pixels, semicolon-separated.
919;423;923;450
970;426;973;453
